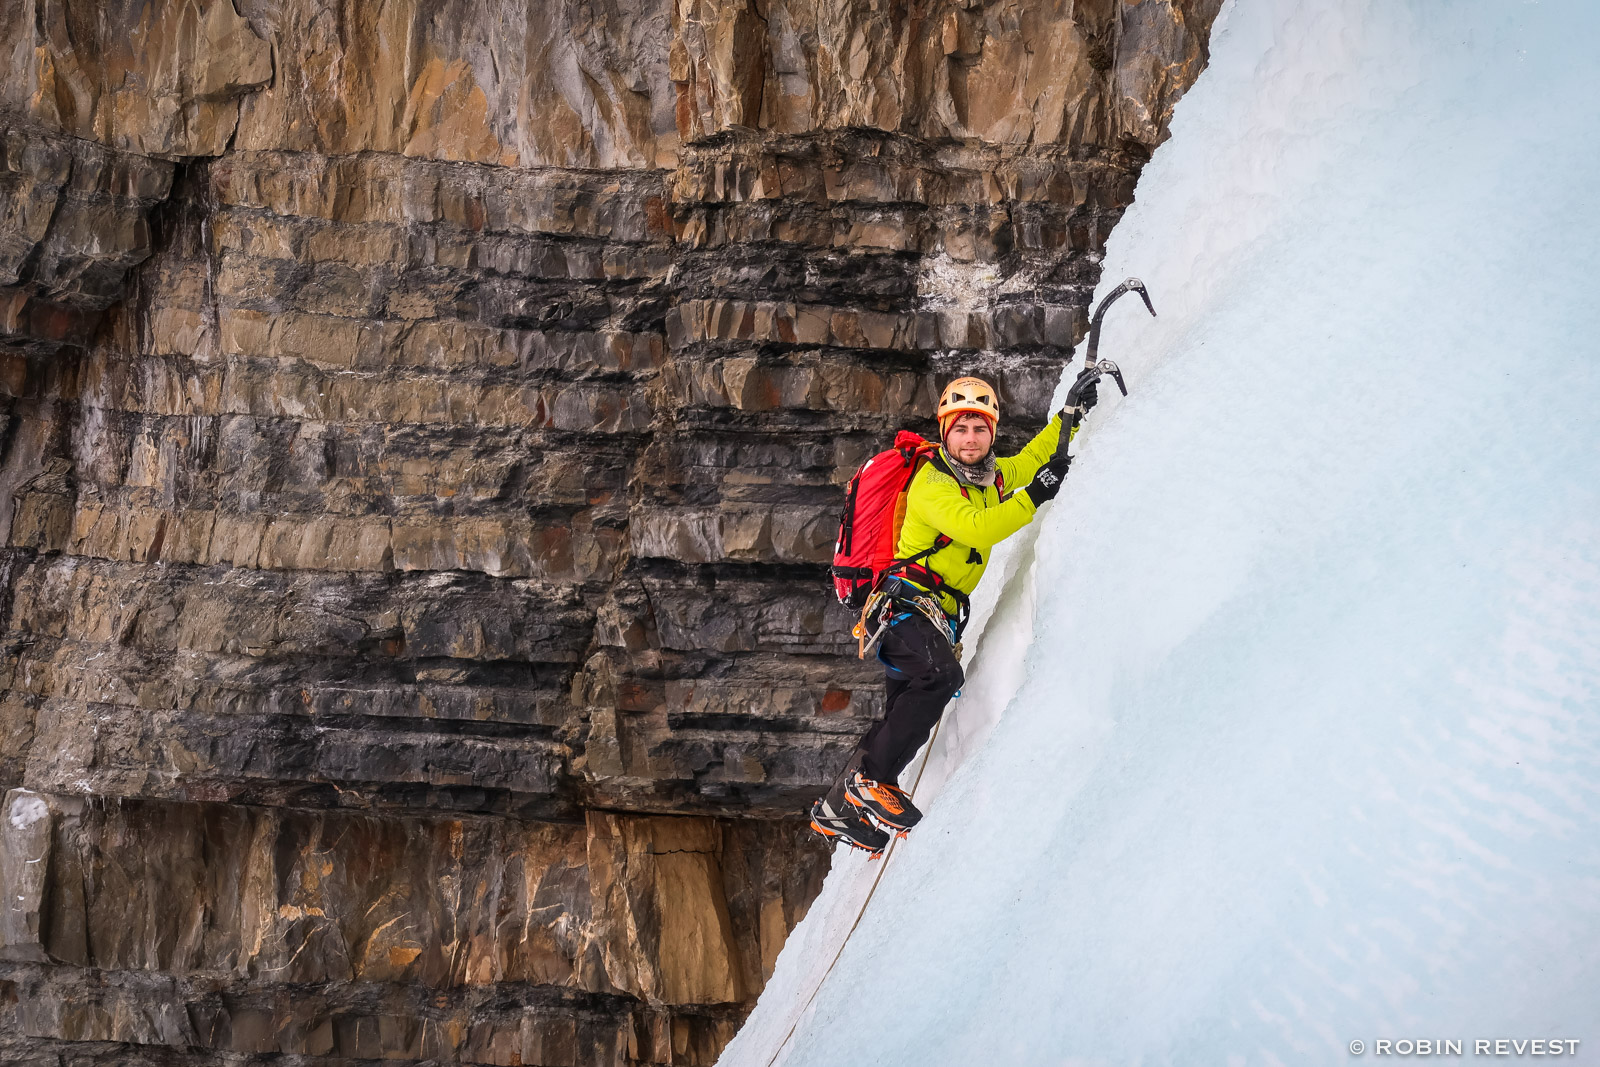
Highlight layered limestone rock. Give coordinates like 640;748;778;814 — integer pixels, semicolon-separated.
0;1;1220;1063
0;788;819;1062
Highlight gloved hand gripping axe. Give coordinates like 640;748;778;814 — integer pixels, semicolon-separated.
1059;277;1157;446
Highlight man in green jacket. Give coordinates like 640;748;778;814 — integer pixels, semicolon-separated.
811;375;1090;852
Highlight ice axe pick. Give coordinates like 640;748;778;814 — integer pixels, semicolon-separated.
1057;277;1157;456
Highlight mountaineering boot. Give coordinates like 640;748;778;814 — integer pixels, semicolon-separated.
809;797;890;856
844;771;923;833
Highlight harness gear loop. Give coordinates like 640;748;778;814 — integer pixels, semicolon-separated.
851;587;893;658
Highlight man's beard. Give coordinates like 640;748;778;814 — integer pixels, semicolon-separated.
944;447;997;486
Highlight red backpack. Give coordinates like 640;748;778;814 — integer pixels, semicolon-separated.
830;431;938;610
829;431;1004;612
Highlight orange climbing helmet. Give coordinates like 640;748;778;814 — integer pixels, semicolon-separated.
936;376;1000;438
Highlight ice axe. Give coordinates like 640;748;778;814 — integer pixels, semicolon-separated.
1057;277;1156;452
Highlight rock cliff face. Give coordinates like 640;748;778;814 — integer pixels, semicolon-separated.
0;1;1219;1063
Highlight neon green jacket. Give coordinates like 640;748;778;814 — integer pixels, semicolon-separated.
894;416;1064;615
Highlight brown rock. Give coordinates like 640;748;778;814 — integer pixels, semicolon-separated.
6;0;271;156
586;812;744;1006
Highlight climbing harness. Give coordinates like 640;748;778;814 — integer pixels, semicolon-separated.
850;577;961;659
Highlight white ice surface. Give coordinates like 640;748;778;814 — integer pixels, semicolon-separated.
721;1;1600;1063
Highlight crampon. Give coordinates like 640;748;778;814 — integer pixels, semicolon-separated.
809;797;890;857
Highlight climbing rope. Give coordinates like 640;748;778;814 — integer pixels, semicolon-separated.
762;716;947;1067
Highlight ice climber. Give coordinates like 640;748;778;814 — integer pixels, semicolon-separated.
812;375;1092;853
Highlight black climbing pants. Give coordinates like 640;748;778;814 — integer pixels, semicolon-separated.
828;611;963;805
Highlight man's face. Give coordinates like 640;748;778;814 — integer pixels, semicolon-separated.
945;413;994;465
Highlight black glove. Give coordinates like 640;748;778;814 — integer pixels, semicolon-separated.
1076;379;1099;414
1060;378;1098;420
1025;452;1071;507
